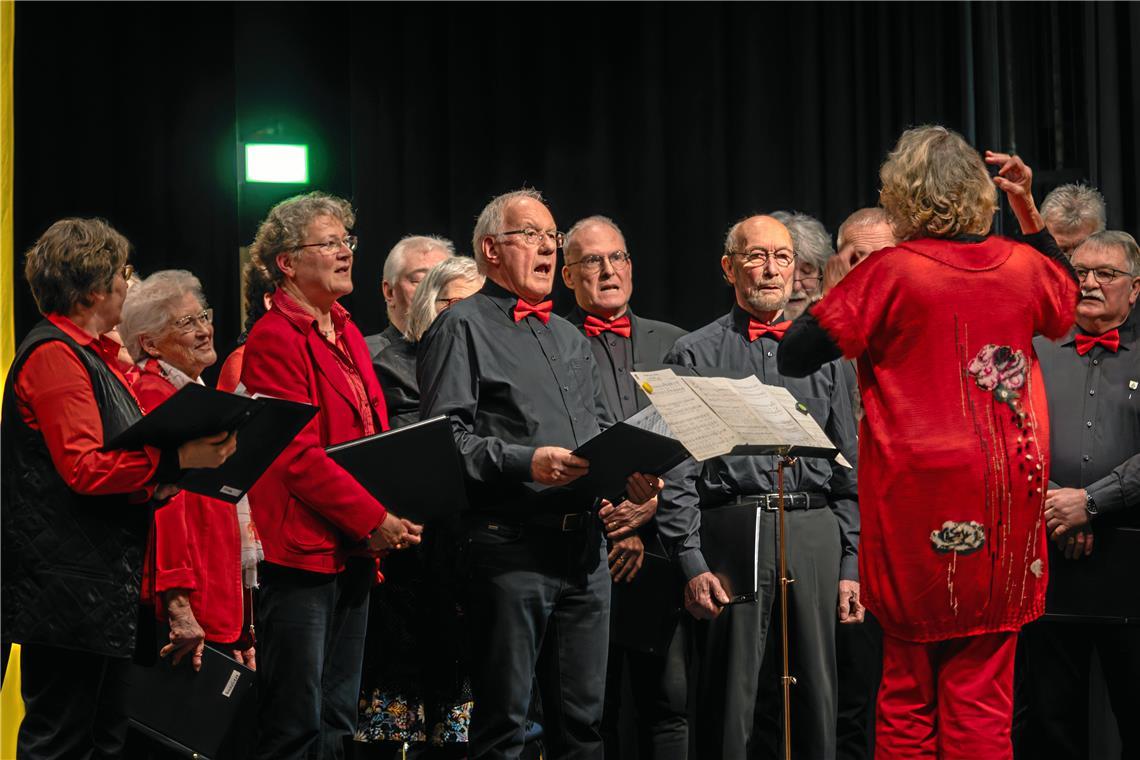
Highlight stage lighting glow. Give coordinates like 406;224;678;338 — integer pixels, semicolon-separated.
245;144;309;183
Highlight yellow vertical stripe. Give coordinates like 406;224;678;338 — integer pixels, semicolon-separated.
0;1;22;756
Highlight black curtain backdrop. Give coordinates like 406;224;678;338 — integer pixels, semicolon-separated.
13;2;1140;360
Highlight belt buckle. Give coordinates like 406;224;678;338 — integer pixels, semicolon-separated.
561;513;584;532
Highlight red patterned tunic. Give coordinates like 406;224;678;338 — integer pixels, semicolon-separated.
812;236;1077;642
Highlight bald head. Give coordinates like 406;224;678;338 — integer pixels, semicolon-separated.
721;215;797;320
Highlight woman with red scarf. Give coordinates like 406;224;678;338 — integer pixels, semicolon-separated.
779;126;1079;759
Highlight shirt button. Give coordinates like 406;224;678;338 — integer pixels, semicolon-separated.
1083;455;1090;461
550;355;558;361
767;351;774;357
618;367;625;373
1093;359;1100;365
563;386;569;392
1089;389;1095;396
1086;421;1093;428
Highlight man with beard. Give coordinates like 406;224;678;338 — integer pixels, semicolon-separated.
658;214;861;758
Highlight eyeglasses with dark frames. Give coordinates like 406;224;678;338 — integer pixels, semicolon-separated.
1074;266;1132;285
565;251;633;274
730;248;796;269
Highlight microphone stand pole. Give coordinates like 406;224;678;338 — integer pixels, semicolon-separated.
777;453;797;760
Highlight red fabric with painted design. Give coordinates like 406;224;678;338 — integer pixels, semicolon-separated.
811;236;1077;642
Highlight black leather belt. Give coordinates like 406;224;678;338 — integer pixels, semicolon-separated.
734;492;828;512
485;511;592;532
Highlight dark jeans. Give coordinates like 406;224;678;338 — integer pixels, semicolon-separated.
1014;619;1140;760
835;610;882;760
601;619;689;759
465;518;611;760
18;643;132;760
255;559;373;760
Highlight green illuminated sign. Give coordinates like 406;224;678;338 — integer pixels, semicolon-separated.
244;144;309;184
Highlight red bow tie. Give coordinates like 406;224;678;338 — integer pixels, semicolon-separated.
583;314;632;338
513;299;553;325
1075;329;1120;356
748;319;792;342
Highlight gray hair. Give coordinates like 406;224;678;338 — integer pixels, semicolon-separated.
471;188;546;273
770;211;834;270
404;257;484;342
1040;183;1107;235
250;192;356;285
119;269;207;363
836;207;894;251
382;235;456;286
1075;230;1140;276
563;215;625;262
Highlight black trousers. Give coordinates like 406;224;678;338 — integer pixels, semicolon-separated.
465;518;610;760
835;610;882;760
254;559;373;760
17;643;132;760
1014;618;1140;760
600;618;690;760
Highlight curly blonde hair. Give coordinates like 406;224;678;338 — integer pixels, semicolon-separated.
249;192;356;285
878;125;996;241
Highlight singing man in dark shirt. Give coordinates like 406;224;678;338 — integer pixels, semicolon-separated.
561;214;689;760
417;189;661;760
659;214;860;759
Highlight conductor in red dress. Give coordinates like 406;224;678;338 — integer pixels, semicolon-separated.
778;125;1080;760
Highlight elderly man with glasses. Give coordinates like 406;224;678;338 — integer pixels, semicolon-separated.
560;215;689;760
418;189;662;759
657;214;860;759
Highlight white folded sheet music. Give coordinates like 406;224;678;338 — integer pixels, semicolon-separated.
629;369;850;466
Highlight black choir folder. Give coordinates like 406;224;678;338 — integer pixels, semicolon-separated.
327;415;468;523
126;645;257;760
699;501;764;605
611;543;685;655
571;421;689;503
106;383;318;504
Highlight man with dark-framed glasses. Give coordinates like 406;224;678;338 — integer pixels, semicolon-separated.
561;214;689;759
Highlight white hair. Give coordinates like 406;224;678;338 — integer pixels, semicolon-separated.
471;188;546;273
118;270;207;363
1076;230;1140;276
1041;183;1107;234
382;234;456;287
770;211;834;270
404;257;484;342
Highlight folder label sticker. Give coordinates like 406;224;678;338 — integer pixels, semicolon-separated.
222;670;242;698
220;485;242;498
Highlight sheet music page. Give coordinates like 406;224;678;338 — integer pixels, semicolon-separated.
678;376;788;444
630;370;741;461
752;381;852;468
622;405;676;439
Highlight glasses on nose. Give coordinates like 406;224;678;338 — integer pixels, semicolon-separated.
1074;266;1131;285
296;235;358;255
566;251;632;274
731;248;796;269
793;274;823;285
170;308;214;334
498;228;565;249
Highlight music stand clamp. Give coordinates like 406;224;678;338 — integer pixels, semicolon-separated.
776;452;797;760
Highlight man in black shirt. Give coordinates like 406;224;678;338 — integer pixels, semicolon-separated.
659;214;860;759
1018;229;1140;759
418;189;660;760
561;214;688;759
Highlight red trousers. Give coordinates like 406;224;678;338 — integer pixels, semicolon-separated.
876;631;1017;760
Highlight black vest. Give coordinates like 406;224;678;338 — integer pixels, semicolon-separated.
1;320;150;657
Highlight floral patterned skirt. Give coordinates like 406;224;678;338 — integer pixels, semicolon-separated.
355;689;472;745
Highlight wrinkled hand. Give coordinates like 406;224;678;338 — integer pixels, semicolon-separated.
984;151;1045;234
599;496;658;541
1054;525;1095;560
823;254;854;293
625;473;663;505
1045;487;1089;539
531;447;589;486
178;431;238;470
368;512;424;553
837;579;865;624
232;646;257;671
685;572;730;620
161;590;205;671
608;534;645;583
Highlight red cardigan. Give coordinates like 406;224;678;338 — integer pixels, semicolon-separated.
135;362;244;644
240;290;389;574
813;236;1078;642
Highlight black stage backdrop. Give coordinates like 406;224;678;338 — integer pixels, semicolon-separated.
13;2;1140;368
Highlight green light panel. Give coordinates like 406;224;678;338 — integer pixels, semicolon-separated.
245;144;309;183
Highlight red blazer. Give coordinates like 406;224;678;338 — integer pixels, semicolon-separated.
135;362;244;644
240;289;389;574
